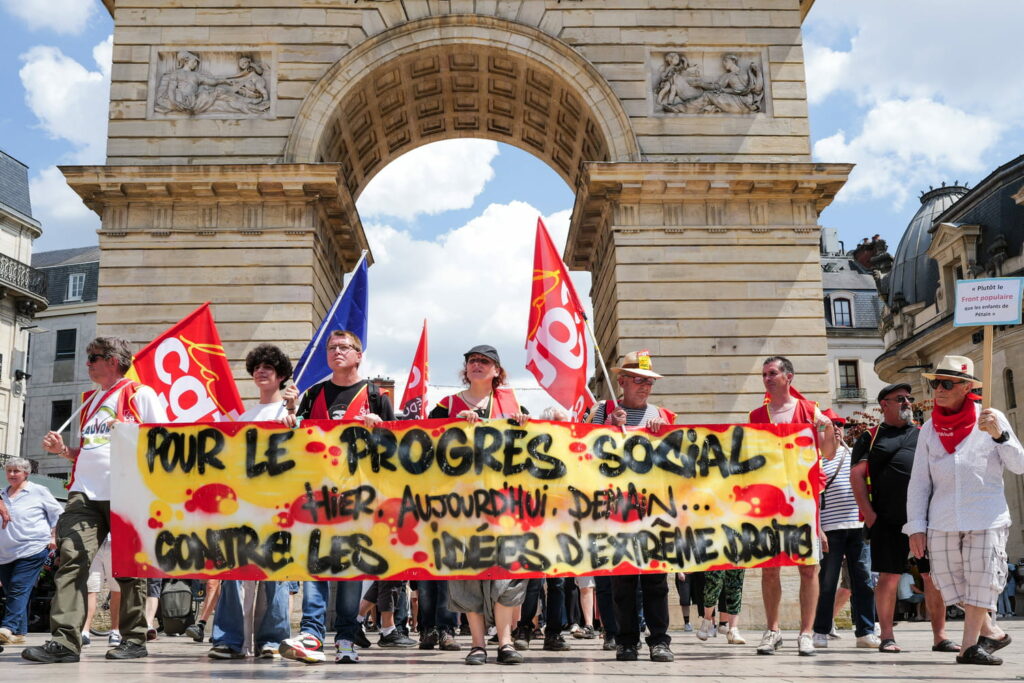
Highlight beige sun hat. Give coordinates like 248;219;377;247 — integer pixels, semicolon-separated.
922;355;982;388
611;350;664;379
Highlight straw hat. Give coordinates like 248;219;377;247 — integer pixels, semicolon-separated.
922;355;982;388
611;350;663;379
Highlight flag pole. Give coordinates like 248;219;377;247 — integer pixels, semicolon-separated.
582;315;618;410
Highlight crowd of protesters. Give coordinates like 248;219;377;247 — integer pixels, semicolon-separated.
0;336;1020;668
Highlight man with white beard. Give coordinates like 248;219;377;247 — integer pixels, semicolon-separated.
850;383;957;655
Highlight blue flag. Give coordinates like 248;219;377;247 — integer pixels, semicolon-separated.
293;255;369;393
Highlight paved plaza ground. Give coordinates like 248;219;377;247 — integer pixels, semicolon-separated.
3;619;1021;682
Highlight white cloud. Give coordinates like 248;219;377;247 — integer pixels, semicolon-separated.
19;36;112;164
357;201;590;415
29;165;100;250
1;0;98;35
814;98;1002;205
803;43;849;106
356;139;499;220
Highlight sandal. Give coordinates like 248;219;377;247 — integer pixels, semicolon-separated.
878;638;901;653
932;639;960;653
465;647;487;665
496;644;524;664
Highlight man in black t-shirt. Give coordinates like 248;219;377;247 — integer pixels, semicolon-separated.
850;383;954;653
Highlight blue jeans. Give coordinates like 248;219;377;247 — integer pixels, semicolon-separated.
417;581;458;633
211;580;291;651
0;547;50;634
299;580;363;643
814;528;875;637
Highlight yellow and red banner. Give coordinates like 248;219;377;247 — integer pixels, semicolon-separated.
110;419;821;580
128;303;244;422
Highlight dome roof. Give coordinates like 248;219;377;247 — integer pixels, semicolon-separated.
887;185;968;309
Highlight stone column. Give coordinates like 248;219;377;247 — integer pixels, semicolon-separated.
61;163;368;401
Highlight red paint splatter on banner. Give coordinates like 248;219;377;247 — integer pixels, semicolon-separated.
798;480;808;492
732;484;794;517
230;564;269;581
306;441;326;453
482;488;546;532
794;436;814;447
329;446;341;456
706;425;730;433
785;443;794;449
413;551;428;563
184;484;237;514
569;442;587;453
147;518;163;529
376;498;419;546
109;513;145;575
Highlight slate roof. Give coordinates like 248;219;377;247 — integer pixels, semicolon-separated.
32;246;101;269
0;149;33;218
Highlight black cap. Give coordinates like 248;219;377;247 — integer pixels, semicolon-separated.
878;382;913;403
464;344;500;365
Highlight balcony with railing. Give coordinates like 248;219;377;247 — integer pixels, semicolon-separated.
0;251;48;314
835;387;867;401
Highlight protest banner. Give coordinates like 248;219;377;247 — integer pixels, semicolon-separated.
110;419;822;581
954;277;1024;409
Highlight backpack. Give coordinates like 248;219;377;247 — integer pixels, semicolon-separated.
159;579;195;635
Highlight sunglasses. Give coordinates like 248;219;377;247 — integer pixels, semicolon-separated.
928;378;966;391
883;395;915;404
467;356;495;366
625;376;656;386
87;353;110;363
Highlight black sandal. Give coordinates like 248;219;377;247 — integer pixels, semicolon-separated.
931;639;960;652
465;647;487;665
878;638;901;653
497;644;524;664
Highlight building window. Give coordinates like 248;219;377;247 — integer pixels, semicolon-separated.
839;360;859;388
832;297;853;327
55;329;77;361
66;272;85;301
50;400;73;434
1006;369;1017;410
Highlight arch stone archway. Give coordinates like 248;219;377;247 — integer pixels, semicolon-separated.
65;1;848;423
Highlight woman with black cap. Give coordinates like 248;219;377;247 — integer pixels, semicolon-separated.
905;355;1024;665
428;345;528;665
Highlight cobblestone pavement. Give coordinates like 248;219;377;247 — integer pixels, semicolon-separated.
3;620;1021;681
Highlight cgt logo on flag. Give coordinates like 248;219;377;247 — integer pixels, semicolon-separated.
526;218;595;417
399;320;429;419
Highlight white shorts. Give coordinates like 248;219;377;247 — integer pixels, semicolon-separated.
87;536;120;593
927;526;1008;610
575;576;595;589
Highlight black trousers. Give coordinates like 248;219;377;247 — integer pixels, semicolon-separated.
517;578;565;638
611;573;670;647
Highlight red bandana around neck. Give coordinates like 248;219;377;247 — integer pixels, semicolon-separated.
932;395;980;453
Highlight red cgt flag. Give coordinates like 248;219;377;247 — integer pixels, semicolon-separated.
127;302;244;422
399;320;429;419
526;218;595;418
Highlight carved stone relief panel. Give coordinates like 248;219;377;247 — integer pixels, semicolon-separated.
148;48;276;119
650;50;767;115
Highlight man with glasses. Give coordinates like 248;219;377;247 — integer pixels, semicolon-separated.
589;351;676;663
278;330;411;665
850;383;956;654
23;337;167;663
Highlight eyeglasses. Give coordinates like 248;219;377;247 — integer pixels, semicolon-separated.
625;376;656;386
929;378;966;391
883;395;915;404
327;344;357;354
467;356;494;366
87;353;109;364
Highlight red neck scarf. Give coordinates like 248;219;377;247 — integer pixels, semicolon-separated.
932;395;980;453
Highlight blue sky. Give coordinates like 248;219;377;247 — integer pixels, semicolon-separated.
3;0;1023;408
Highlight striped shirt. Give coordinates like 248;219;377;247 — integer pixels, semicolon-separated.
590;402;665;427
820;444;861;531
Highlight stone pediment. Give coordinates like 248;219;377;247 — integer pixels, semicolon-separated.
926;222;980;265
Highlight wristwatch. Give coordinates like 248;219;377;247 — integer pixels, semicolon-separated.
994;431;1010;444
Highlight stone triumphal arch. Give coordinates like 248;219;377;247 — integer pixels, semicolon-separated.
67;0;848;420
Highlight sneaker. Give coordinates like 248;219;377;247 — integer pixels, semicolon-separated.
280;633;326;663
650;643;674;662
512;626;530;651
615;643;638;661
683;623;693;632
208;644;245;660
797;633;816;657
543;634;571;651
579;625;596;640
717;624;729;636
465;646;487;665
726;627;746;645
0;627;13;643
856;633;881;648
353;625;371;649
439;631;461;651
106;641;149;659
108;631;122;647
756;629;782;655
418;628;438;650
497;643;524;664
81;632;91;647
827;622;841;639
602;633;617;651
812;633;829;649
334;640;359;664
21;640;80;664
146;628;157;642
696;618;717;642
185;622;205;643
259;644;279;659
378;629;417;648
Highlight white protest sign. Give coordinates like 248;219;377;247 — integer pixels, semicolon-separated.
953;277;1024;327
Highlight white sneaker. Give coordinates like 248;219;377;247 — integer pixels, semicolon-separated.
812;633;829;649
717;624;728;636
335;640;359;664
756;629;782;655
683;623;693;632
856;633;881;648
797;633;816;656
696;618;717;641
108;631;122;647
726;627;746;645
